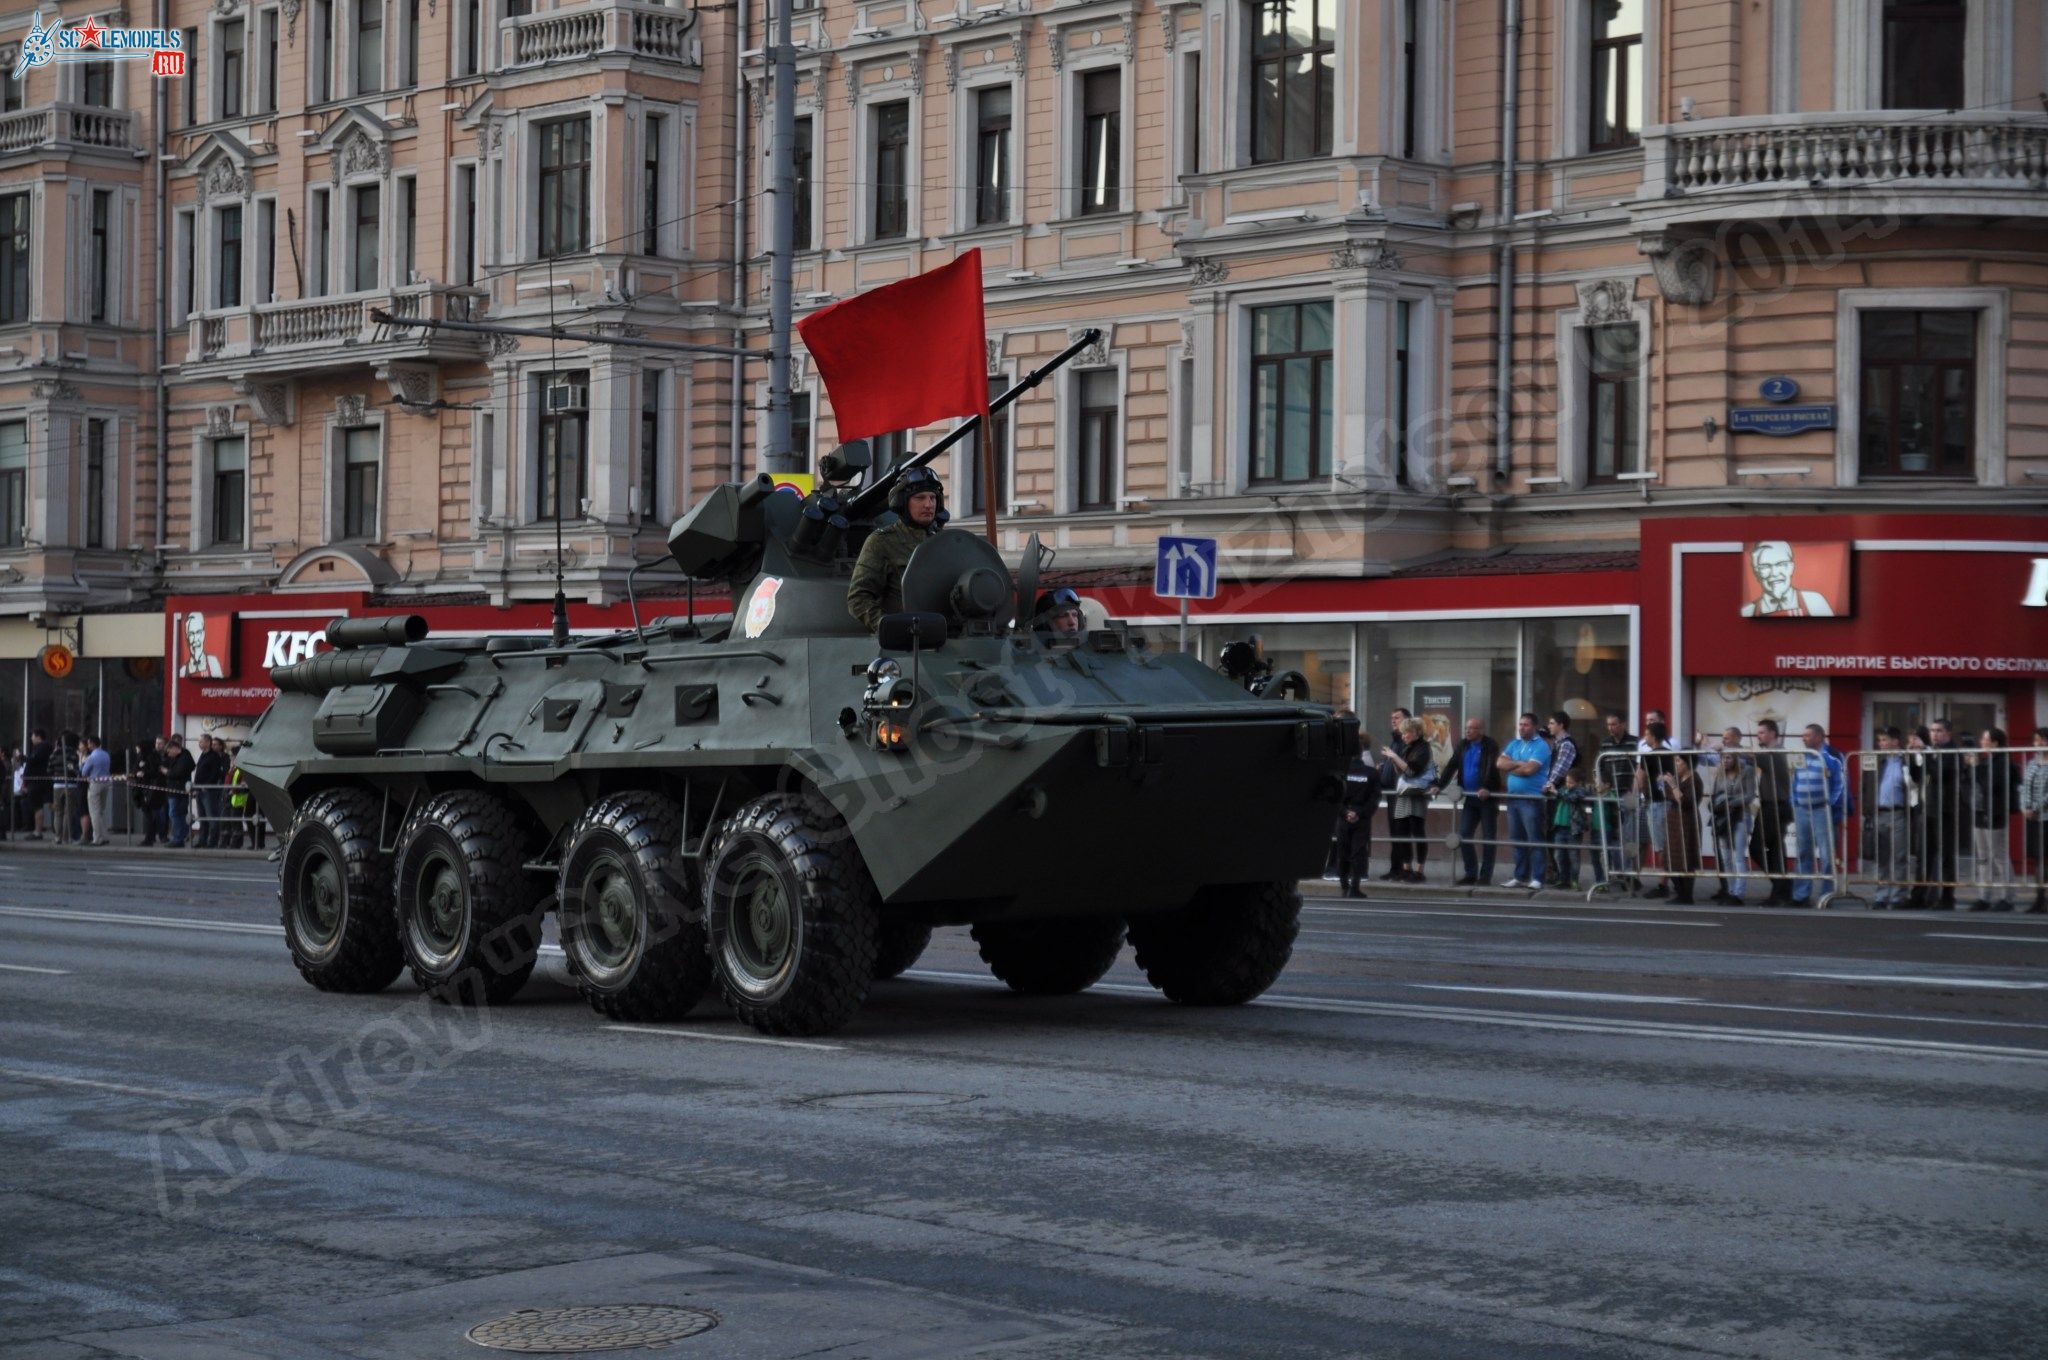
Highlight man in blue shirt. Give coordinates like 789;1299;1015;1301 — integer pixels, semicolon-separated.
1870;725;1918;908
1789;723;1847;905
1435;716;1502;886
78;734;113;847
1497;712;1552;889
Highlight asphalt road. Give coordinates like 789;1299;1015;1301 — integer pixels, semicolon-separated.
2;849;2045;1360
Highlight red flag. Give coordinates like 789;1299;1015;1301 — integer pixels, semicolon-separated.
797;250;989;445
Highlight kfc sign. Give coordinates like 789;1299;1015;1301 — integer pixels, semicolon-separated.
264;629;328;667
179;613;233;678
2025;558;2048;608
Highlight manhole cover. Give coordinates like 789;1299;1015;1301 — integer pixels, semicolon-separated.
804;1091;977;1110
466;1305;719;1353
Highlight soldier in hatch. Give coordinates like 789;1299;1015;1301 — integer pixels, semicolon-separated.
847;466;945;632
1033;588;1085;643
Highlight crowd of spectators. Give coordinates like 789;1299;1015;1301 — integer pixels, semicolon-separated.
1330;710;2045;911
0;729;264;849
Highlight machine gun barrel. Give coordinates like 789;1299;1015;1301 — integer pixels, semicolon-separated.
846;328;1101;521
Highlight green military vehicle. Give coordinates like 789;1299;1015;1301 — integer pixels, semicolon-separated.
239;350;1357;1036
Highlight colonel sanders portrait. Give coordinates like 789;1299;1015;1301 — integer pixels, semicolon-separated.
1741;541;1838;619
181;612;225;678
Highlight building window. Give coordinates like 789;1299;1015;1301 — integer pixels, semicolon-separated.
974;86;1011;225
349;185;380;291
175;209;195;320
1882;0;1965;109
89;191;111;324
460;0;480;76
182;29;199;122
1075;369;1118;510
639;369;661;518
872;430;909;472
792;115;814;250
0;422;24;547
310;0;334;102
309;189;331;295
1582;323;1641;482
1249;300;1333;483
403;0;419;85
537;118;591;256
355;0;383;94
398;177;415;284
1393;299;1414;487
1179;52;1203;176
643;113;664;255
871;100;909;240
1077;69;1121;214
211;436;246;546
257;199;276;304
967;374;1008;516
1249;0;1334;163
0;194;29;325
79;62;114;108
456;164;478;283
220;19;245;118
791;389;813;469
1589;0;1643;151
1859;310;1974;477
535;370;589;521
341;426;379;538
84;419;107;549
216;205;243;309
255;9;279;112
1;63;23;113
1401;0;1419;157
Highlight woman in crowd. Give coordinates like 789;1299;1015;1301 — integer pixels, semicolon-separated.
1659;754;1705;905
1380;717;1436;885
1968;728;2021;911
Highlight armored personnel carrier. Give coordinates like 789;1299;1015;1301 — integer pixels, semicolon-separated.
239;354;1357;1036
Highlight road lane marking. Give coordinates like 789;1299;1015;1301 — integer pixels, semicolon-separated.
605;1024;841;1052
1302;905;1719;928
1409;985;1698;1004
1925;933;2048;944
1296;929;1463;943
0;1067;213;1102
0;906;282;935
0;962;69;975
896;970;2048;1063
1783;972;2048;990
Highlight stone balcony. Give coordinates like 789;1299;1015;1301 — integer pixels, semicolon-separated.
0;103;140;159
499;1;699;70
183;284;492;382
1635;110;2048;230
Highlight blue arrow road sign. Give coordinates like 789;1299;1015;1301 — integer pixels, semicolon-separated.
1155;536;1218;600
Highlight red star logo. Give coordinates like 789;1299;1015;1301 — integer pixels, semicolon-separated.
76;18;103;48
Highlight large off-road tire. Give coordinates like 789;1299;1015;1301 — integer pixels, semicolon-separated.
394;790;543;1005
1126;881;1300;1005
873;919;933;981
279;788;403;993
702;792;879;1036
970;915;1126;995
558;792;713;1021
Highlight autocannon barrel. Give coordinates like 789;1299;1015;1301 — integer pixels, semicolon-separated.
327;615;428;649
271;649;386;694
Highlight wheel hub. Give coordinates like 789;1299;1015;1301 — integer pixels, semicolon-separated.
298;851;343;944
727;865;794;985
417;852;466;954
579;857;639;972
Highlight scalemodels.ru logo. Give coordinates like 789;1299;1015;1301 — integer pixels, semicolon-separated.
12;12;188;80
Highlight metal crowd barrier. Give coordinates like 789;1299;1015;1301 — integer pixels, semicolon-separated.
1834;744;2046;912
5;774;268;850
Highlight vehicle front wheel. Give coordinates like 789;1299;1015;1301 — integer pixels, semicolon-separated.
279;788;403;993
702;792;879;1036
558;792;712;1021
1126;882;1299;1005
970;915;1126;995
395;791;543;1005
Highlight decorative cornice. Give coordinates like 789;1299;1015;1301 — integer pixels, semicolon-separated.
1189;258;1228;287
1330;241;1402;271
233;378;292;426
1045;29;1063;72
31;379;80;402
1639;235;1715;306
1066;324;1109;367
204;405;236;437
334;393;370;424
282;0;300;46
943;45;959;90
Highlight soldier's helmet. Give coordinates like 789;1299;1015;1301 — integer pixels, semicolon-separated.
889;466;945;515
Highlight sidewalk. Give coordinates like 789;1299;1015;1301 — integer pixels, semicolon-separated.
0;836;269;860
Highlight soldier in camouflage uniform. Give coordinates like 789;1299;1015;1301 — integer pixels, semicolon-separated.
847;466;944;631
